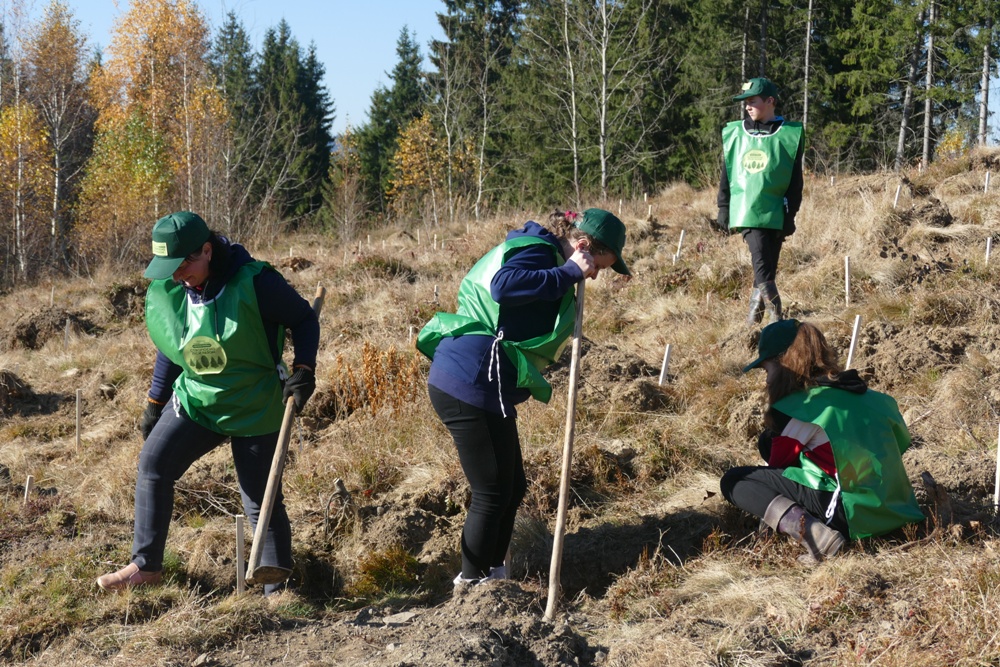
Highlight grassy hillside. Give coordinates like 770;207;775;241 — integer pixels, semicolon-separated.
2;151;1000;666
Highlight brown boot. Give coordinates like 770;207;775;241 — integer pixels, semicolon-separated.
763;496;845;563
96;563;162;591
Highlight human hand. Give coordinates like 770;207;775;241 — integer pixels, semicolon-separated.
140;401;164;440
283;367;316;411
568;247;597;279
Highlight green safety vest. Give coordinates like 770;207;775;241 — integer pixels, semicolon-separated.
145;261;287;436
723;120;803;231
416;235;576;404
774;386;924;539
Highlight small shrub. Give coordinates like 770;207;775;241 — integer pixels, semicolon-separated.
347;545;421;597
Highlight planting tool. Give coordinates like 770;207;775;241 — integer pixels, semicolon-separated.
246;284;325;586
544;279;585;621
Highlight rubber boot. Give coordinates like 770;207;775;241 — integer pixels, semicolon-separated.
760;280;783;324
745;286;764;326
763;496;845;563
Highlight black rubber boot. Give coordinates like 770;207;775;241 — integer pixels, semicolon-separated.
760;280;782;324
746;286;764;326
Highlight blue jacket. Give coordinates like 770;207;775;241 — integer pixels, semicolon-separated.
427;221;584;416
147;238;319;404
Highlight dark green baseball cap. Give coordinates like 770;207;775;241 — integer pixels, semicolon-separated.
743;319;801;372
733;77;779;101
576;208;630;276
144;211;211;280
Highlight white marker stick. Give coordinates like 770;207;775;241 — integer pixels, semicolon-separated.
994;423;1000;513
76;389;81;454
987;237;993;265
986;170;991;193
844;256;851;306
675;230;685;258
24;475;34;505
658;343;672;386
845;315;861;369
893;182;902;209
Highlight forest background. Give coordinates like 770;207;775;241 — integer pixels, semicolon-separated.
0;0;998;286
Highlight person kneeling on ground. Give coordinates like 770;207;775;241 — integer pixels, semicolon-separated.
720;319;924;563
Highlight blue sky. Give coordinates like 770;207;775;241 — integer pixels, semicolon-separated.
43;0;445;136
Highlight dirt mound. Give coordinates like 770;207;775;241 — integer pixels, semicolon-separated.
0;370;36;417
1;308;100;350
105;278;147;322
857;322;971;390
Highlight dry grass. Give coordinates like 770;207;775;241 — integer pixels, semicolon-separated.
2;178;1000;664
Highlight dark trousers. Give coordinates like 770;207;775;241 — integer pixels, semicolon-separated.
720;466;849;535
742;228;784;286
428;384;527;579
131;401;292;572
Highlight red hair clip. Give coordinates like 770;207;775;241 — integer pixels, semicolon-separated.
565;210;578;222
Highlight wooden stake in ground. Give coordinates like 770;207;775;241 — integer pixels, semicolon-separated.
236;515;246;594
893;182;902;209
845;315;862;369
544;280;585;622
987;237;992;265
24;475;34;505
246;285;326;586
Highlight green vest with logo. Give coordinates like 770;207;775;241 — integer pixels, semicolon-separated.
145;261;286;436
416;236;576;404
774;386;924;539
723;120;802;231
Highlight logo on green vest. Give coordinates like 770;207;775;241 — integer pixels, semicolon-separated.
182;336;228;375
741;149;769;174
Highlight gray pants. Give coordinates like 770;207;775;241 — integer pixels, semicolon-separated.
131;400;292;572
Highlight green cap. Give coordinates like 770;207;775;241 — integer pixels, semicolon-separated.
144;211;211;280
743;319;801;372
733;77;779;101
576;208;630;276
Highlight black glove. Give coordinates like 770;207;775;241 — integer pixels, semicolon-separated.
714;207;730;233
783;211;796;238
283;367;316;412
756;428;775;463
140;400;164;440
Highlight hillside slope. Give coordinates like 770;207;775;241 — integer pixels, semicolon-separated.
2;155;1000;666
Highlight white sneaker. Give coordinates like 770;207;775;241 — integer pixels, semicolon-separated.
453;573;480;587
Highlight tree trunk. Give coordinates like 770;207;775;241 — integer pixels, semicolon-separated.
759;0;768;77
598;0;610;200
922;2;935;171
563;0;581;209
896;9;924;171
802;0;813;130
979;17;992;147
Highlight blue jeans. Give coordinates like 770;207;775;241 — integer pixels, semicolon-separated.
131;400;292;573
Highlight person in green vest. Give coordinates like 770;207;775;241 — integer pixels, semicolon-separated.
717;77;804;325
417;208;630;586
720;319;923;563
97;212;319;593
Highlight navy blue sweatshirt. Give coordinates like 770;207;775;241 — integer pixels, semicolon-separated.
147;239;320;404
427;221;584;416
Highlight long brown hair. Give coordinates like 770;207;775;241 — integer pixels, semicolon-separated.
765;321;842;413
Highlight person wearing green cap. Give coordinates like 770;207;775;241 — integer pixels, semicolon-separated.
416;208;629;586
717;77;804;326
97;211;320;593
720;319;923;563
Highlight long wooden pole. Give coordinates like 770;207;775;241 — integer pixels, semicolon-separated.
544;279;585;622
247;285;325;585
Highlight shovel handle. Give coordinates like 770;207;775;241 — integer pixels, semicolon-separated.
544;279;585;621
246;284;325;585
